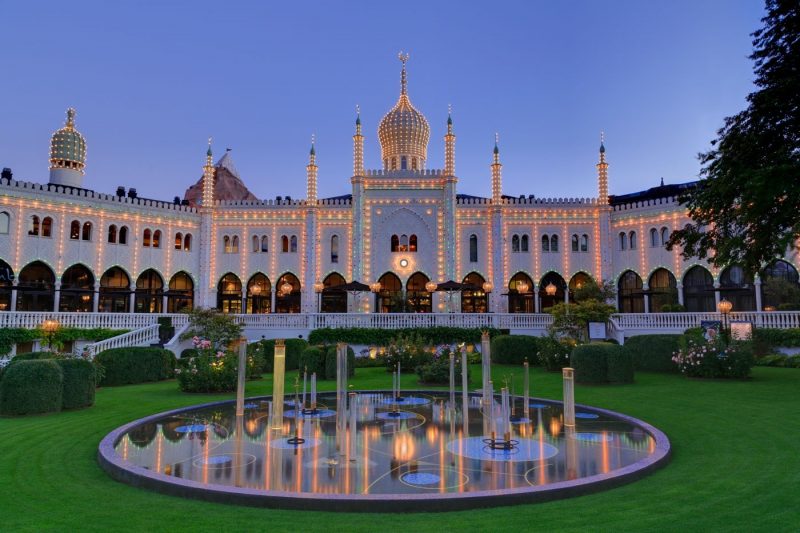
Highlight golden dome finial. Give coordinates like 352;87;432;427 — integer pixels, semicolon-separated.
398;51;409;95
65;108;76;129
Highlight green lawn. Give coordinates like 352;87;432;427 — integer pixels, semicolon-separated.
2;365;798;532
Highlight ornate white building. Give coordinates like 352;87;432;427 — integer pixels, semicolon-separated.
1;56;796;318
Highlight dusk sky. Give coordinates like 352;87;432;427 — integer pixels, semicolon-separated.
1;1;764;201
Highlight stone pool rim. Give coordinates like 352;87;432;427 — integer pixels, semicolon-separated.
97;390;671;513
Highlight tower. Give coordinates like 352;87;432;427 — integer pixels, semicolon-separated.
597;132;609;204
49;108;86;188
444;105;456;177
304;135;320;312
596;133;614;286
491;133;502;203
198;139;216;307
307;135;318;202
489;134;504;312
353;106;364;177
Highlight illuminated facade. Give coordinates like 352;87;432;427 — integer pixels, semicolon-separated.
1;56;796;315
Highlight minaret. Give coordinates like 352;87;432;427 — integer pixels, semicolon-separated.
49;108;87;188
444;105;456;177
353;106;364;177
597;132;609;204
307;135;318;202
199;139;216;307
491;133;503;203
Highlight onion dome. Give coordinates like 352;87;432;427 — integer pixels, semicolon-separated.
49;108;86;174
378;53;430;169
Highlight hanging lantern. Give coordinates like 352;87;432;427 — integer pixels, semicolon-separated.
517;280;529;294
545;282;557;296
313;281;325;294
370;282;382;293
482;281;493;294
279;280;293;296
425;281;437;293
250;283;261;295
717;298;733;315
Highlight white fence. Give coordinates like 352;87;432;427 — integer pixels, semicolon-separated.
610;311;800;331
0;312;189;331
84;324;160;358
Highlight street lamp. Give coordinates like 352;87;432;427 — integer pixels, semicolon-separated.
718;298;733;337
41;319;60;352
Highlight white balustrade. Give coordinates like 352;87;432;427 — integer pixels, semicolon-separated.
84;324;160;358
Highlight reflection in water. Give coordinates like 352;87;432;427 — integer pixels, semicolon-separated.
115;392;656;495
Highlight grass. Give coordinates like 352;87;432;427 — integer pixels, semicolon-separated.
1;364;799;532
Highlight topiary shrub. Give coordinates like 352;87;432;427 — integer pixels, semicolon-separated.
95;347;176;386
298;346;326;377
570;343;610;384
606;347;634;383
0;360;63;415
537;335;573;371
324;345;356;380
256;338;308;373
491;335;539;365
54;358;96;409
624;335;681;373
10;351;56;362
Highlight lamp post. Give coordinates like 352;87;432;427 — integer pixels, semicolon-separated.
425;281;437;312
718;298;733;339
41;319;60;352
314;281;324;313
370;282;382;313
482;281;493;313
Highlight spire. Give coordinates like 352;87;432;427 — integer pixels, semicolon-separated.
447;104;453;127
307;134;318;202
206;137;213;164
491;133;502;203
202;137;215;209
596;132;609;205
65;107;76;130
353;105;364;176
309;134;316;157
444;104;456;176
355;104;361;133
493;133;500;158
398;51;409;96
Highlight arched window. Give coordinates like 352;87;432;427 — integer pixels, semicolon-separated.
217;273;242;314
252;235;259;253
281;235;289;253
167;272;194;313
406;272;432;313
619;232;627;250
183;233;191;251
377;272;403;312
521;234;529;252
571;234;579;252
618;270;644;313
508;272;535;313
42;217;52;238
223;235;230;253
399;234;408;251
542;235;550;252
289;235;297;253
539;271;566;310
660;227;670;246
650;228;658;247
761;260;800;309
512;235;520;252
175;232;184;250
461;272;487;313
108;225;117;244
143;229;152;247
16;261;56;311
82;221;92;241
246;273;271;314
331;235;339;263
682;266;715;312
135;269;164;313
152;229;161;248
401;156;407;170
29;215;40;236
119;226;128;245
469;234;478;263
391;234;399;252
275;273;301;313
0;211;9;234
99;267;130;313
70;220;80;240
551;234;559;252
321;272;347;313
720;265;755;311
409;234;417;252
649;268;678;311
628;231;637;250
260;235;268;252
231;235;239;253
0;259;12;310
59;264;94;312
581;234;589;252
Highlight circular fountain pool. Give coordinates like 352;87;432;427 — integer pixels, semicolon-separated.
98;391;670;511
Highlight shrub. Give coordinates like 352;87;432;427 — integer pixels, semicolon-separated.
255;338;308;373
0;360;63;415
54;358;96;409
324;345;356;380
385;332;432;373
756;354;789;367
180;348;199;360
606;348;634;383
10;351;57;362
308;327;501;346
96;347;176;386
175;349;259;393
298;346;327;377
570;343;611;384
624;335;682;373
416;346;469;384
537;334;573;371
672;339;755;379
491;335;538;365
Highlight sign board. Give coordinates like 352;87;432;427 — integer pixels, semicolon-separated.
588;322;606;340
730;321;753;341
700;320;722;342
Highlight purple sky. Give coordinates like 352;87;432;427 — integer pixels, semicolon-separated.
0;0;764;201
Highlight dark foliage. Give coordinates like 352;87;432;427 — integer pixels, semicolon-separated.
95;347;176;386
0;360;63;415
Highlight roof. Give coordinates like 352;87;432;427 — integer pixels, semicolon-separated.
609;180;698;205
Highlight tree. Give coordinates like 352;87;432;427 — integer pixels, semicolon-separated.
573;279;617;303
180;307;243;350
547;300;617;341
667;1;800;276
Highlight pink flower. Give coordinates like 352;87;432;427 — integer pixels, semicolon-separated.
216;351;225;359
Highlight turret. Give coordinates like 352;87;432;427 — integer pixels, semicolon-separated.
307;135;318;202
201;139;215;208
49;108;86;188
444;105;456;176
597;132;609;204
491;133;502;203
353;106;364;177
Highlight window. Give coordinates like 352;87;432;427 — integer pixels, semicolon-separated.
42;217;52;238
409;234;417;252
82;221;92;241
571;234;579;252
542;234;550;252
70;220;80;240
399;234;408;251
143;229;152;247
660;227;670;246
512;235;520;252
401;156;407;170
261;235;268;253
469;234;478;263
619;232;627;250
0;211;9;234
231;235;239;253
289;235;297;253
551;234;559;252
521;234;529;252
412;158;417;170
581;234;588;252
183;233;191;251
331;235;339;263
629;231;637;250
650;228;658;247
223;235;231;253
152;230;161;248
29;215;40;236
119;226;128;245
175;232;184;250
108;225;117;244
391;234;399;252
252;235;259;253
281;235;289;253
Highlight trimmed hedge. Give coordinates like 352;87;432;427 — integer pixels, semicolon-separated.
0;360;63;415
255;339;308;373
308;327;501;346
9;351;55;362
623;335;681;373
571;343;633;384
95;347;176;386
324;345;356;380
491;335;539;365
298;346;327;377
54;359;96;409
